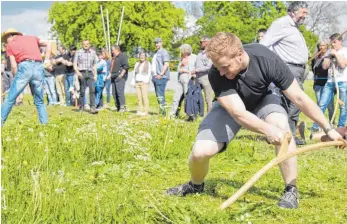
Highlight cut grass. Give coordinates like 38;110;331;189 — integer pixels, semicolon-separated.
1;81;347;223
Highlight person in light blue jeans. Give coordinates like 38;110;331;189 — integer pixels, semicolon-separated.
43;69;58;105
1;61;48;125
312;82;347;130
65;72;74;106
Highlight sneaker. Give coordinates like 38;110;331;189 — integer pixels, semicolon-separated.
136;111;142;115
166;181;204;196
140;112;148;116
104;103;109;109
278;185;299;209
90;107;98;114
84;104;90;111
96;106;103;111
78;106;84;112
295;137;306;145
119;106;128;113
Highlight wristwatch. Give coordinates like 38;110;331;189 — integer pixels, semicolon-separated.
323;125;333;135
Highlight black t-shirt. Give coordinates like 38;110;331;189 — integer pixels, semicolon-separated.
208;44;294;111
53;54;68;75
311;57;328;86
66;54;75;74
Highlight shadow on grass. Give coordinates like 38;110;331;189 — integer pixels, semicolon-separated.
204;178;321;201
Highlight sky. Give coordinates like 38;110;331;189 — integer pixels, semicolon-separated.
1;1;347;42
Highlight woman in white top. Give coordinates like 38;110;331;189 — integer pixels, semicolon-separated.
170;44;197;117
131;52;151;115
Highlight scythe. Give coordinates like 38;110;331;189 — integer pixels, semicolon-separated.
220;132;347;210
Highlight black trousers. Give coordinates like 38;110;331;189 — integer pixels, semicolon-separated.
111;76;126;109
78;71;96;108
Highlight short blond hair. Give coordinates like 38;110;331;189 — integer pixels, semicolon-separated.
180;44;193;55
206;32;243;61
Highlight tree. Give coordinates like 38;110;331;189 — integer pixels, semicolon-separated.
195;2;288;44
48;2;185;54
191;1;318;54
306;1;347;39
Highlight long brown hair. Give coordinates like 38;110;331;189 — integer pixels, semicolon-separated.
135;52;149;74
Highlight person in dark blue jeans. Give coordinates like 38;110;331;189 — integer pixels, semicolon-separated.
152;77;168;115
152;37;170;116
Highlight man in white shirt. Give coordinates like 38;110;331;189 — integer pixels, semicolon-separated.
260;1;309;145
312;33;347;130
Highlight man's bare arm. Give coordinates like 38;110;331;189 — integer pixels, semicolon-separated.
283;79;342;140
39;41;52;62
9;55;17;75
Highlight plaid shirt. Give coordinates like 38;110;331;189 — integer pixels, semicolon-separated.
74;48;97;72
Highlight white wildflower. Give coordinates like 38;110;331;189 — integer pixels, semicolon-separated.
55;188;66;194
91;161;105;166
28;128;33;132
14;137;18;141
57;170;65;177
5;137;11;142
39;132;44;138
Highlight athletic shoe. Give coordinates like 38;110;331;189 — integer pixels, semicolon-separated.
166;181;204;196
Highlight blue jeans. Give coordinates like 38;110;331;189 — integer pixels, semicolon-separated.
313;85;334;122
65;73;74;106
105;79;111;103
313;81;347;129
44;76;57;105
152;77;168;115
95;74;105;106
1;61;48;126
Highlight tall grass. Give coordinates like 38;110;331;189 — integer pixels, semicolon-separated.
1;81;347;223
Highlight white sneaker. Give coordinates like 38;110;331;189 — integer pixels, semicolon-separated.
140;112;148;116
136;111;142;115
84;104;90;110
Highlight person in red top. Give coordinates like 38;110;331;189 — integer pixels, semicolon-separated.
1;28;52;126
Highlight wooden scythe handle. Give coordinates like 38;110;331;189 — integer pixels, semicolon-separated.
308;30;347;63
220;133;347;210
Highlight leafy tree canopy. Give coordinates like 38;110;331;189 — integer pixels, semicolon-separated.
48;1;185;54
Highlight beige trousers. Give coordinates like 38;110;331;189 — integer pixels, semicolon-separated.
135;82;149;112
55;74;66;104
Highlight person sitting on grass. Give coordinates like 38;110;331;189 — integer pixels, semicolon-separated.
166;32;343;209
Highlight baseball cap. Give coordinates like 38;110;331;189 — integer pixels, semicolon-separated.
154;37;162;43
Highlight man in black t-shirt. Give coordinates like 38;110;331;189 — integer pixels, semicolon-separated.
166;32;342;209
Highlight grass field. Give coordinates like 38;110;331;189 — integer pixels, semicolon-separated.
1;80;347;223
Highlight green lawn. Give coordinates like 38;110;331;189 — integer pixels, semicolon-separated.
1;80;347;223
